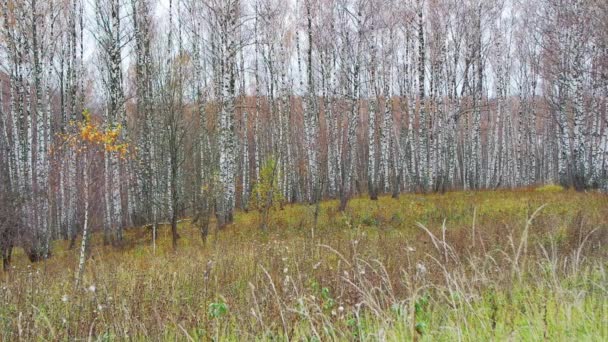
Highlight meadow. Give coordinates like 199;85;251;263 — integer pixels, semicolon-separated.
1;187;607;341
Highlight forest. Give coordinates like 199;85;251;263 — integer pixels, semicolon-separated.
0;0;607;340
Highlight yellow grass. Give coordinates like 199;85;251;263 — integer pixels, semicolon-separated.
1;189;607;340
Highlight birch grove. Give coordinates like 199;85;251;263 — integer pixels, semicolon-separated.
0;0;607;265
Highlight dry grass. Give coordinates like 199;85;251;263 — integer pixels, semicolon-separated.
1;189;607;340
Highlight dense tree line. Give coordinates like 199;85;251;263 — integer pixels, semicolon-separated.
0;0;607;267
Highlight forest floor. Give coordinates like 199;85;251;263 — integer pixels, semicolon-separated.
1;186;607;340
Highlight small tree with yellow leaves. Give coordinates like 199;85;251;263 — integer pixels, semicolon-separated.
55;110;129;288
249;157;284;230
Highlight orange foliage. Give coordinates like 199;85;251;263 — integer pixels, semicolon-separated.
59;110;130;159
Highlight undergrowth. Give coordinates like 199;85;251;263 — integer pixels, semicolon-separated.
1;189;607;340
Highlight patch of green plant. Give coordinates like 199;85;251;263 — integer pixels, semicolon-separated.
360;213;378;227
414;293;431;336
208;300;228;319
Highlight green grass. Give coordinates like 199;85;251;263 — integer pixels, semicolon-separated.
535;184;566;192
1;189;607;340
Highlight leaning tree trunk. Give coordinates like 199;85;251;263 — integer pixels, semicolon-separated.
75;154;89;289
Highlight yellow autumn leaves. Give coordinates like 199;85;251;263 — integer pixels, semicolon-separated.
59;110;129;158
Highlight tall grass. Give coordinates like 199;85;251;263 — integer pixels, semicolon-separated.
1;189;607;340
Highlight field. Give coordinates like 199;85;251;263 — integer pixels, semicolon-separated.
1;188;607;341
